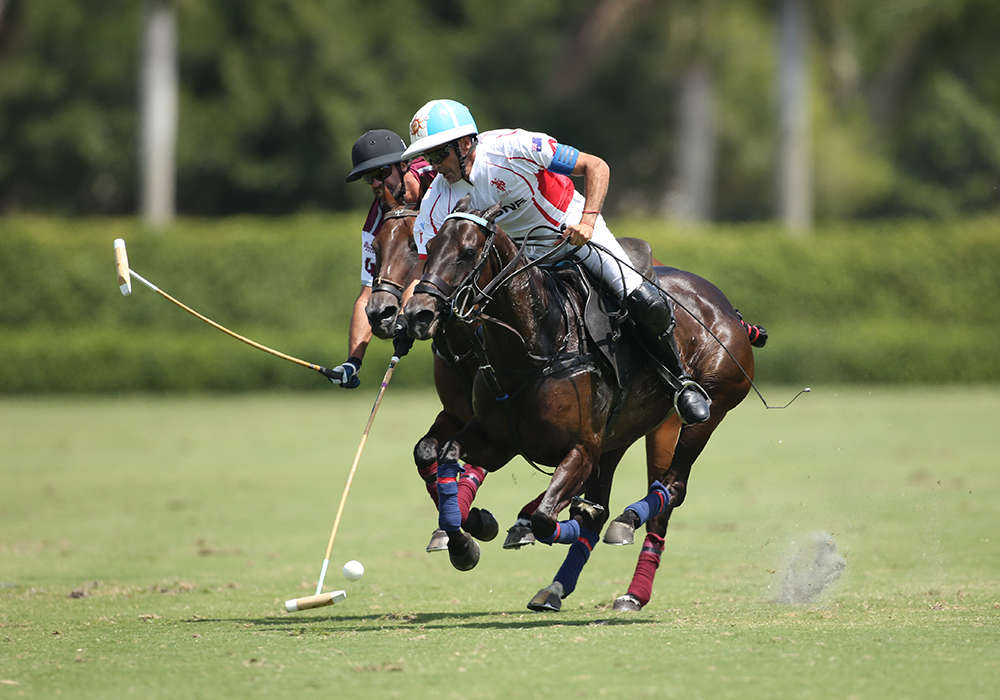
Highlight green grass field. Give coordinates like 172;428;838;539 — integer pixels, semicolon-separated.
2;386;998;698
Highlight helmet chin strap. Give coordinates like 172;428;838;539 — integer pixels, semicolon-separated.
457;136;478;184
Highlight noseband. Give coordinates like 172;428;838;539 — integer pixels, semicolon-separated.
371;208;419;302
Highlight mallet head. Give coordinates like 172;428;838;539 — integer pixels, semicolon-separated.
284;590;347;613
113;238;132;296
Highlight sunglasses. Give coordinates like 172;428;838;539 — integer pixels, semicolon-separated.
363;166;394;184
424;145;453;165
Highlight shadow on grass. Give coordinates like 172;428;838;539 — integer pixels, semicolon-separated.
185;610;658;632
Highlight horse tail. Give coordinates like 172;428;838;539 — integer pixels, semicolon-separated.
735;310;768;348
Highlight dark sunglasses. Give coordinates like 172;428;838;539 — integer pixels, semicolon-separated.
424;144;453;165
363;165;394;184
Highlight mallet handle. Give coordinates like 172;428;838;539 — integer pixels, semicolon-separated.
128;269;331;375
314;357;400;594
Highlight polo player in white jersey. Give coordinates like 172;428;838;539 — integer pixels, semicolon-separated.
404;99;710;424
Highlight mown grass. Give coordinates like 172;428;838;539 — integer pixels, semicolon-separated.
1;386;997;698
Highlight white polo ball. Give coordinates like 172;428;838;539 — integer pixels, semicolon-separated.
342;560;364;581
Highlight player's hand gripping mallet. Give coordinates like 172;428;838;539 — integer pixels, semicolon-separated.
284;355;402;612
114;238;342;379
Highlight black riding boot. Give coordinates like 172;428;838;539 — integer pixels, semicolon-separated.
625;281;711;425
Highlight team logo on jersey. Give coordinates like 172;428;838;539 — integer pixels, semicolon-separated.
498;197;527;215
532;137;542;152
491;178;507;192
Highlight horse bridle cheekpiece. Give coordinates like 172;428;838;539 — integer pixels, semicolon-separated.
370;208;419;302
414;211;499;320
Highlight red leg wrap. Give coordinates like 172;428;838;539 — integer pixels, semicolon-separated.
418;462;439;507
626;533;665;606
457;465;487;520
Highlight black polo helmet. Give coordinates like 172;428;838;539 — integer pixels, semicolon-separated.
345;129;408;182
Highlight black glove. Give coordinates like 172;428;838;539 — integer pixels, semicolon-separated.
392;317;414;358
327;357;362;388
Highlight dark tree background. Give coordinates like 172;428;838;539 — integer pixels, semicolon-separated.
1;0;998;221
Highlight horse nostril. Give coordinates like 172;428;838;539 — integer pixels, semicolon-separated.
377;305;398;323
414;309;435;328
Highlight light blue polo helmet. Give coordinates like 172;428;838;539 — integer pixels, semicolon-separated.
402;99;479;159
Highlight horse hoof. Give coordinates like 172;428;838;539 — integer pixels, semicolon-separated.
602;520;635;546
503;519;536;549
602;512;638;546
527;582;565;612
612;593;642;612
463;507;499;542
530;512;557;541
426;528;449;552
447;531;480;571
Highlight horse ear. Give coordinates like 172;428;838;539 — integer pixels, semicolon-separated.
452;195;473;213
483;204;503;223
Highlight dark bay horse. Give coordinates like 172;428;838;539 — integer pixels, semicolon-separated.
402;199;766;610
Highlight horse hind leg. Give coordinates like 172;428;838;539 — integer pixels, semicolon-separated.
615;414;722;612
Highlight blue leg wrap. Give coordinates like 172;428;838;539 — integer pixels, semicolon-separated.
553;528;599;597
436;461;463;532
627;480;671;526
537;518;581;546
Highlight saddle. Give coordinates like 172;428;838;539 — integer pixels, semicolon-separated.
543;237;655;388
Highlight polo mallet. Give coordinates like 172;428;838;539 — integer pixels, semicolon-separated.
284;355;402;612
113;238;341;380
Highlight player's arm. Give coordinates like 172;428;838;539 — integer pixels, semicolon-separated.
544;140;609;246
328;285;372;389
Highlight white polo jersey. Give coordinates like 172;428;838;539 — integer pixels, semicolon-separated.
414;128;644;296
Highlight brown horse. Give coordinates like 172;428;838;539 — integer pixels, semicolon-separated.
402;199;765;610
365;208;500;566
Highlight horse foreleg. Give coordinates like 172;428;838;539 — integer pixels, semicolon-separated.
501;491;545;549
415;411;497;551
435;420;515;572
413;410;464;507
529;444;594;541
527;448;617;612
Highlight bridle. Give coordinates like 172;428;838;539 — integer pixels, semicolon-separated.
370;207;419;302
412;212;502;320
414;211;572;323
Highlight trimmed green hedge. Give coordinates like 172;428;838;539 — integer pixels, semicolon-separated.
1;214;998;393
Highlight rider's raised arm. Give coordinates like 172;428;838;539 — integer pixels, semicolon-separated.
568;152;610;222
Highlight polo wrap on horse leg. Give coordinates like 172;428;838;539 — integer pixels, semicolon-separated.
628;480;671;527
536;517;582;546
553;528;600;597
436;461;463;532
457;465;486;521
626;533;666;607
417;461;439;506
625;280;711;425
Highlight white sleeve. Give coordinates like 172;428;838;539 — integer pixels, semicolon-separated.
414;175;452;256
507;129;558;170
414;202;434;257
360;229;375;287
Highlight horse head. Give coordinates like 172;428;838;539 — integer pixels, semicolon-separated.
365;207;422;339
404;196;506;340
